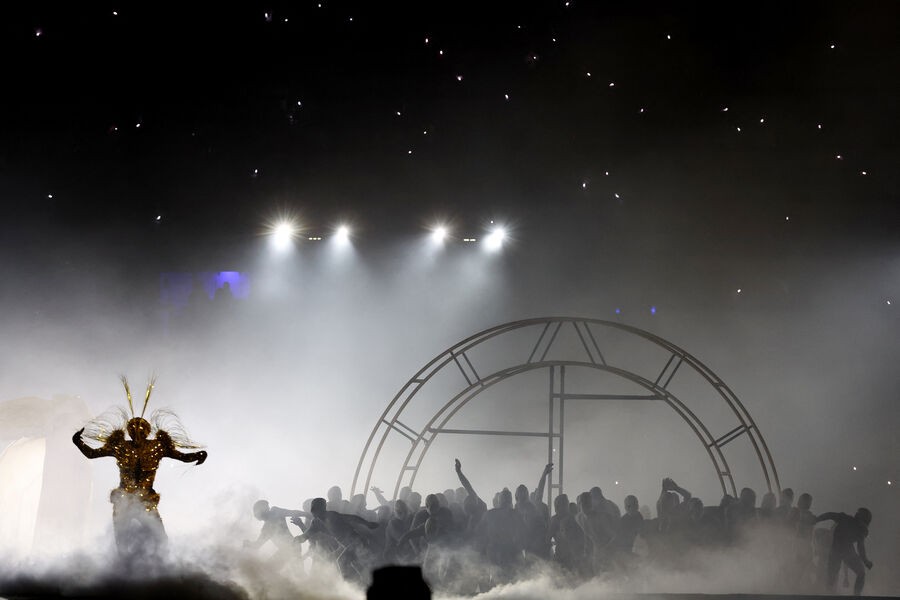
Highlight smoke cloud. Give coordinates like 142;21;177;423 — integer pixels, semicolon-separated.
1;220;897;597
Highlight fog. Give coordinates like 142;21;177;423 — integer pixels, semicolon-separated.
1;220;897;597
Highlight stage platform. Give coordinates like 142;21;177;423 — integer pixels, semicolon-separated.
1;583;897;600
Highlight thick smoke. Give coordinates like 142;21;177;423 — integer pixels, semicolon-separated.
0;222;897;597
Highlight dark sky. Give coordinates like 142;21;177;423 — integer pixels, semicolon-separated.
2;2;898;267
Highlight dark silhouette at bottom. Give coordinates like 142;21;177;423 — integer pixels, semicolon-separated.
367;565;431;600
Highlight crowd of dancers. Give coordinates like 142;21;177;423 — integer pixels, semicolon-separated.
246;461;875;596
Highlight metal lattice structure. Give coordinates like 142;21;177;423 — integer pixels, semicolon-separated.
352;317;779;506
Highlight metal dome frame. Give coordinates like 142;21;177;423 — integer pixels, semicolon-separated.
352;317;779;505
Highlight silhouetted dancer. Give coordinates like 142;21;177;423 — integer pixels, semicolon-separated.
368;504;393;564
351;493;377;521
816;508;873;595
384;499;414;561
72;376;206;558
759;491;777;520
787;492;816;586
576;491;614;575
327;485;348;513
244;499;308;570
443;488;467;526
295;497;379;580
727;487;758;540
397;494;455;546
656;477;692;534
548;493;584;573
480;488;524;584
681;497;716;547
407;491;423;515
774;487;794;521
515;482;548;560
612;494;644;555
590;486;622;521
708;494;736;545
396;493;458;583
454;459;487;534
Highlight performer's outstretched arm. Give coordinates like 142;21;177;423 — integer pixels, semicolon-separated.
158;431;207;464
294;519;327;544
244;522;274;549
534;463;553;503
455;459;482;505
270;506;308;520
370;486;390;507
341;513;379;529
290;515;310;532
72;428;114;459
271;506;310;531
815;512;841;523
665;477;692;501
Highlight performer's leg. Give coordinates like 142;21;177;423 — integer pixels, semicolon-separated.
111;492;132;554
112;500;128;552
844;553;866;596
825;548;842;591
141;507;169;553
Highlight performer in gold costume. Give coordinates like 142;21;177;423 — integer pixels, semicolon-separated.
72;376;207;556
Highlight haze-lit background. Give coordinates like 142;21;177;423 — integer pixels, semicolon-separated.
1;1;897;595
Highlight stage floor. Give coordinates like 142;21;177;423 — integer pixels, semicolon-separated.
2;586;898;600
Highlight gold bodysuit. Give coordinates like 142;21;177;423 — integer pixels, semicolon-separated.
74;427;204;510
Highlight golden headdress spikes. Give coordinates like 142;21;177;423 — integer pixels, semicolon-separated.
141;375;157;418
121;374;157;418
120;375;135;417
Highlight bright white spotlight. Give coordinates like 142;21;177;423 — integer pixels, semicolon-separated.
431;226;448;243
485;226;506;251
271;221;295;250
335;225;350;243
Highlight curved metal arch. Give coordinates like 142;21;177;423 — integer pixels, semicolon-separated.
352;317;780;501
399;360;735;498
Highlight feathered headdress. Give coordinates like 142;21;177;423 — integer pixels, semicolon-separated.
80;375;203;449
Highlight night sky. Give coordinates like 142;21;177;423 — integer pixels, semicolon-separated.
3;3;898;262
1;1;899;594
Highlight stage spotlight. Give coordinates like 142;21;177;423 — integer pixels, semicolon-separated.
431;226;448;243
270;221;296;251
334;224;351;245
485;226;506;251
